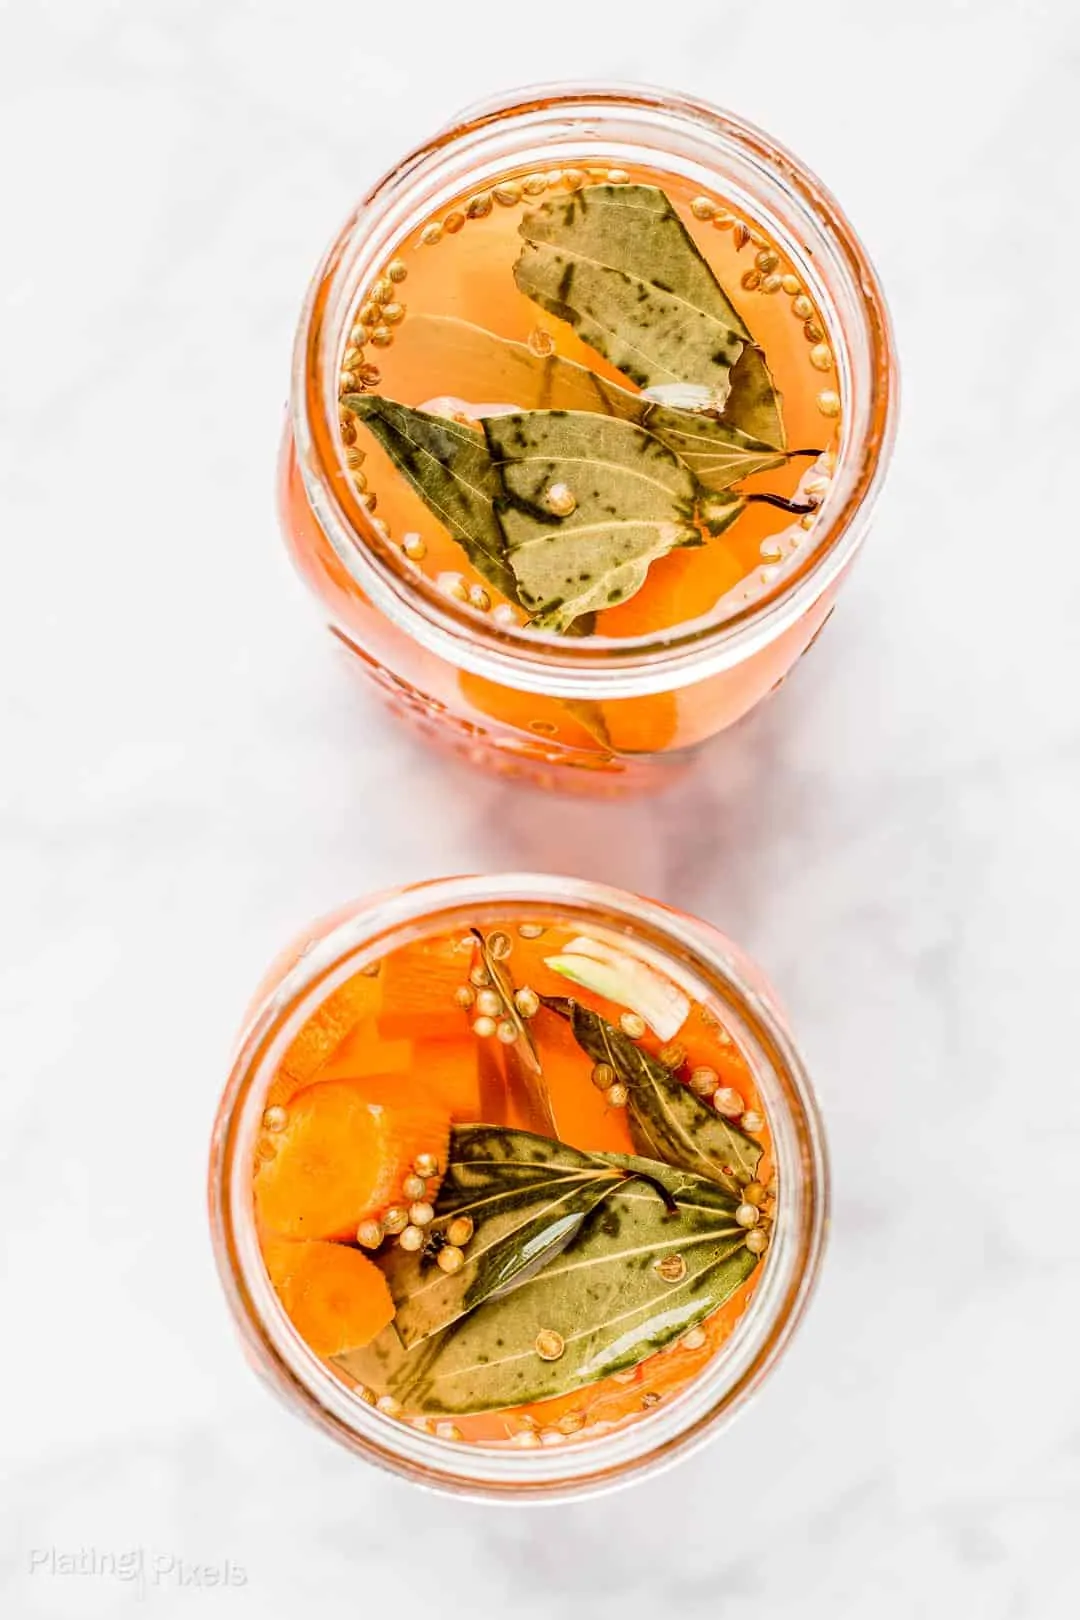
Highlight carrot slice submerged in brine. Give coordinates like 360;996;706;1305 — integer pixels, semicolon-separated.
263;1238;394;1356
254;1074;449;1239
264;969;383;1110
378;937;474;1040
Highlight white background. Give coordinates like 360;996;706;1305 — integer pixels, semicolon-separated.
2;1;1079;1615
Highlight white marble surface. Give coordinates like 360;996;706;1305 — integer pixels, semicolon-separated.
3;0;1079;1613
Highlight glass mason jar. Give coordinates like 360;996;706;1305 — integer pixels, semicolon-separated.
280;84;897;795
208;874;828;1500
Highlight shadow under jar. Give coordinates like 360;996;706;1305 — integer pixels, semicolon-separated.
281;85;896;796
208;874;828;1500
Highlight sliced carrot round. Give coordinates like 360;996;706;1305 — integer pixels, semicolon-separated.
264;970;383;1111
378;936;475;1041
254;1075;449;1239
263;1238;394;1356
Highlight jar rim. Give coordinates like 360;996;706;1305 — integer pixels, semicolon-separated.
208;874;830;1500
291;83;898;700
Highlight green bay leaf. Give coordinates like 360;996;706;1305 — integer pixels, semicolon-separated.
344;395;518;602
544;997;763;1196
514;184;748;399
484;410;701;631
642;403;785;492
721;343;786;448
385;1126;637;1347
339;1140;755;1413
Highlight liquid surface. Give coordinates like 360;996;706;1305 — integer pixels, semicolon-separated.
253;918;776;1448
338;160;841;639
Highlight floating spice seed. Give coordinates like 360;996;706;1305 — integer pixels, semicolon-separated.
447;1215;474;1247
345;448;365;470
755;248;779;273
255;1138;276;1162
736;1203;760;1228
535;1329;565;1361
356;1219;384;1249
546;169;565;187
488;930;513;960
743;1181;767;1206
402;1174;426;1202
475;988;502;1018
360;491;377;512
746;1227;770;1256
496;1020;518;1045
512;1429;542;1448
591;1062;615;1090
387;259;407;283
399;1225;425;1253
340;418;357;446
689;1066;719;1097
655;1253;687;1283
792;293;814;320
733;221;750;249
519;922;545;939
681;1326;707;1351
641;1391;662;1408
443;211;465;233
514;987;540;1019
714;1087;745;1118
339;370;358;392
741;269;762;291
540;1428;565;1446
402;532;426;561
607;1082;629;1108
469;961;492;987
435;1420;463;1441
354;1384;377;1405
816;391;841;418
800;513;816;529
374;278;395;303
342;345;363;369
658;1042;686;1070
493;181;522;206
523;173;547;195
544;481;577;516
414;1151;440;1178
453;986;476;1013
358;363;382;386
381;302;405;325
557;1411;586;1435
420;222;443;245
762;273;783;294
262;1105;288;1132
376;1394;402;1416
437;571;468;602
370;326;393;348
810;342;833;371
741;1109;765;1132
620;1011;647;1039
691;196;716;220
383;1206;408;1236
359;300;382;326
804;476;830;498
563;168;586;190
465;191;493;219
607;168;630;184
350;322;370;346
472;1014;497;1038
782;273;801;295
804;319;825;342
437;1244;464;1274
527;327;555;357
713;210;734;229
372;518;390;541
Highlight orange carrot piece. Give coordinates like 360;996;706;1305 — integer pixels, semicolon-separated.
596;542;746;637
254;1075;449;1239
532;1011;636;1156
414;1038;482;1120
317;1019;413;1083
262;1238;394;1356
264;970;383;1110
378;937;474;1041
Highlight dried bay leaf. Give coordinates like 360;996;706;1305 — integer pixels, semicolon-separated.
339;1134;756;1413
344;396;518;602
642;404;786;492
721;342;786;449
483;410;701;631
514;184;749;400
543;997;763;1196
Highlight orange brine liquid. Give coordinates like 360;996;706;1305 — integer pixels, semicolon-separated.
338;160;841;639
252;917;776;1447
